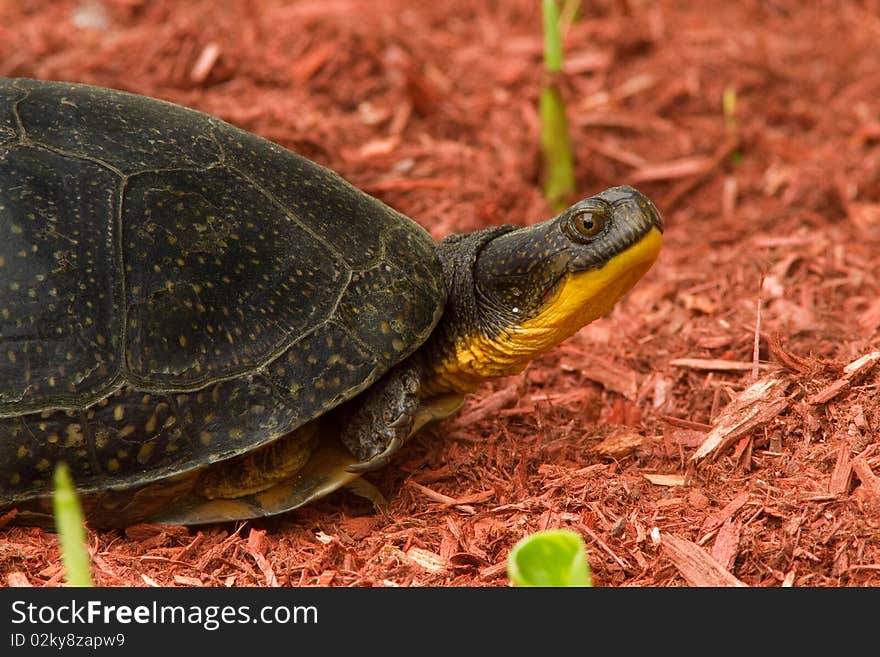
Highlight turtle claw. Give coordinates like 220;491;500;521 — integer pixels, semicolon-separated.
340;366;421;473
345;434;403;473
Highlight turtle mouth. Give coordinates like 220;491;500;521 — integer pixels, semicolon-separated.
536;220;662;313
522;225;663;335
539;271;568;308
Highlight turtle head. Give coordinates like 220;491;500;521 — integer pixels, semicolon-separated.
424;185;663;394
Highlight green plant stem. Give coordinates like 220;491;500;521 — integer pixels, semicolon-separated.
53;463;93;587
540;86;576;211
543;0;563;72
541;0;576;211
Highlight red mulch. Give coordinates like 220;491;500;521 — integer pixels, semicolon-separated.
2;0;879;587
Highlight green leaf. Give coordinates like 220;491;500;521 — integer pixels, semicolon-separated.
52;463;93;587
507;528;593;587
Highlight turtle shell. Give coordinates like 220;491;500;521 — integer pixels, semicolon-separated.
0;78;444;503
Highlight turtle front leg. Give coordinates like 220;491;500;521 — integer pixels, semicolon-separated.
342;366;422;473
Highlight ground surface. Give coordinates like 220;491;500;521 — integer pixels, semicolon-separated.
1;0;879;587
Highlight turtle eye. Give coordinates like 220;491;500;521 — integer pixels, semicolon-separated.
562;204;608;242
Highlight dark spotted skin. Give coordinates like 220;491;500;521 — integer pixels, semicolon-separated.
0;78;444;503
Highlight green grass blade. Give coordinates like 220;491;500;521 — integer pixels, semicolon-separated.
52;463;93;587
507;528;593;587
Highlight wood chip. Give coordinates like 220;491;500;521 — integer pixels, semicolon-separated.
852;456;880;508
406;547;446;572
679;292;717;314
452;383;519;426
660;415;713;431
408;481;478;514
710;520;742;571
643;473;687;487
578;357;640;399
563;51;612;74
691;373;791;462
670;357;771;372
687;489;710;510
661;533;748;587
189;42;220;84
452;490;495;505
479;561;509;581
242;528;279;587
844;351;880;375
173;574;203;586
125;523;189;542
290;42;337;83
857;298;880;336
808;351;880;405
671;428;711;447
808;378;853;405
6;572;31;587
365;177;455;192
701;490;750;533
630;155;716;183
0;508;18;530
140;574;160;587
337;516;375;540
592;428;645;459
829;440;853;495
581;524;632;571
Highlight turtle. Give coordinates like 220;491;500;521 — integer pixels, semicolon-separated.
0;78;663;528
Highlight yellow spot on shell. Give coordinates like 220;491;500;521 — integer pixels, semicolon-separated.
137;442;155;464
65;424;83;447
113;405;125;421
